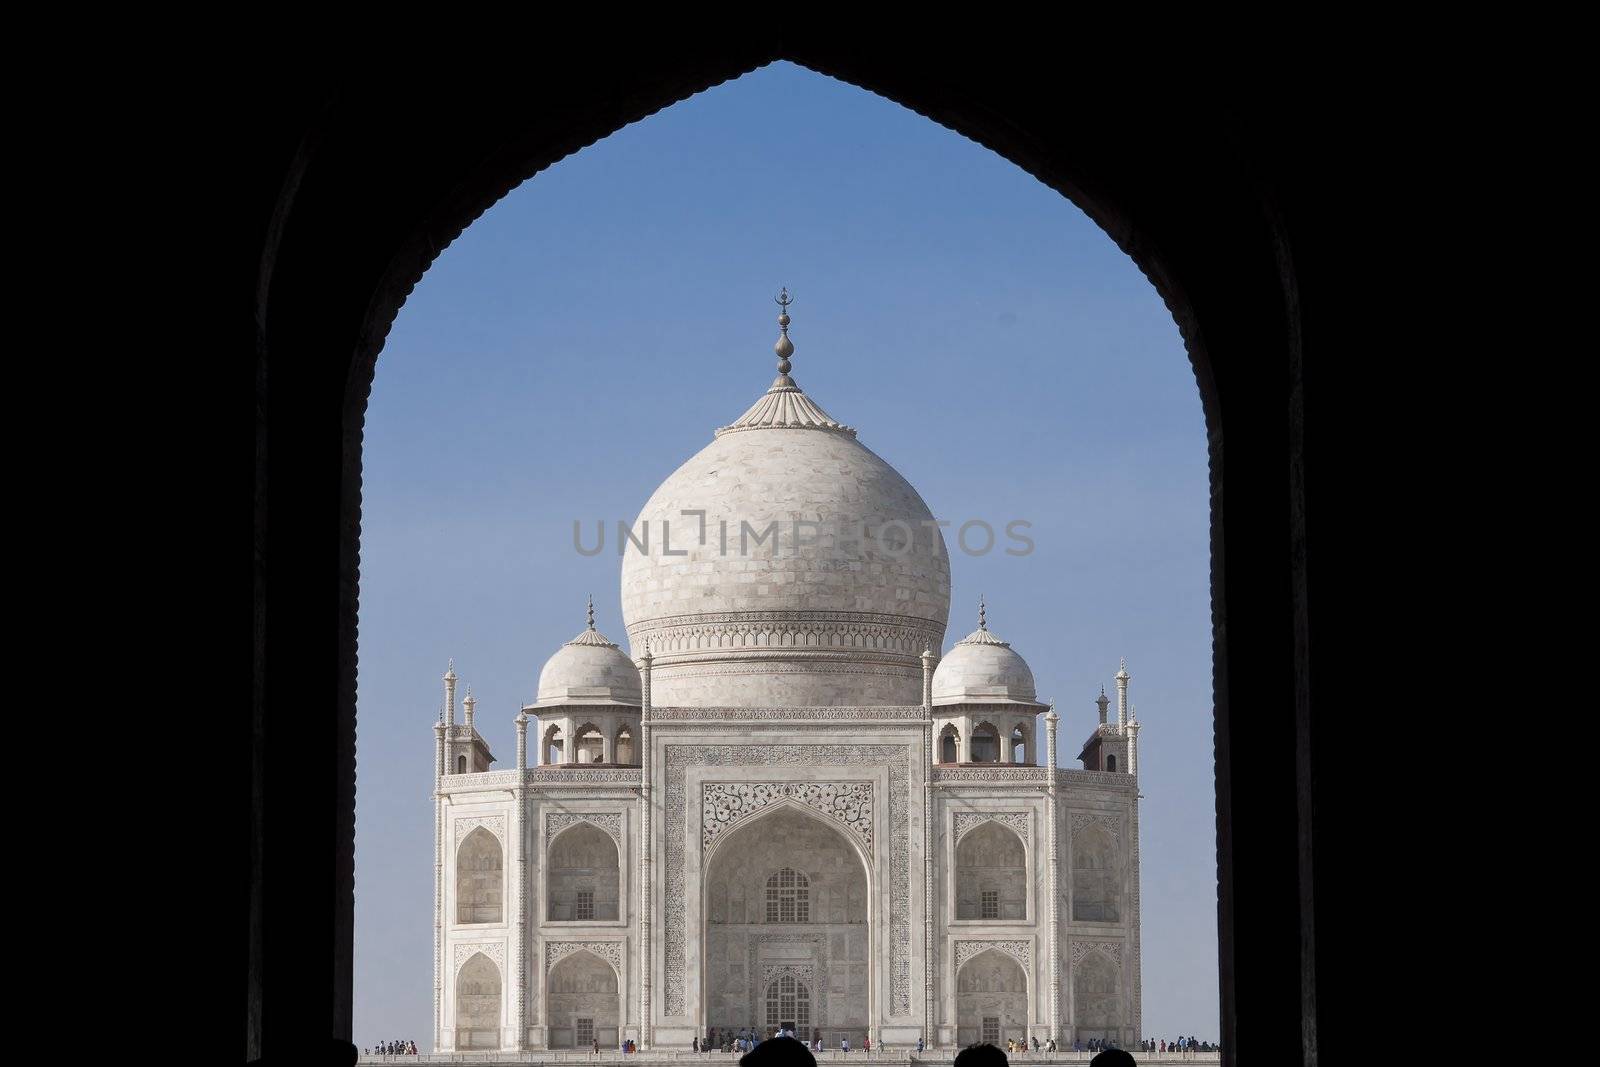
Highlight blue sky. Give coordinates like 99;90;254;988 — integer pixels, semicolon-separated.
355;61;1216;1047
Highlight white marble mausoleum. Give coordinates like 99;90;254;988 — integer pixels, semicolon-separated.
432;299;1143;1052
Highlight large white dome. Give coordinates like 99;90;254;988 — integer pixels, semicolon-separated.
619;309;950;707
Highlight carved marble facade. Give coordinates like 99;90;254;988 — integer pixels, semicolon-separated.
429;308;1144;1051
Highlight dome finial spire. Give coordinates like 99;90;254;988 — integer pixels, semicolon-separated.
586;594;595;631
774;287;795;378
979;594;987;631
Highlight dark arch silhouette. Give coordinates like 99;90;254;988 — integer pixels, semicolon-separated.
246;34;1363;1067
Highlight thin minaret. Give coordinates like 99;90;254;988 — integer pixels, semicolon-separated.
443;659;457;727
638;639;654;1046
515;709;528;771
462;685;475;733
1116;657;1130;734
1044;704;1062;1040
1096;685;1110;726
1127;710;1141;776
921;646;936;709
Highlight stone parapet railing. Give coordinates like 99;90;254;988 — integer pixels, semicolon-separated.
360;1053;1216;1065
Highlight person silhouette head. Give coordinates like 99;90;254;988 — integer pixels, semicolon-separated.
954;1043;1009;1067
740;1036;816;1067
1090;1050;1136;1067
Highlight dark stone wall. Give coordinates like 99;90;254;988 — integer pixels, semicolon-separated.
242;30;1402;1066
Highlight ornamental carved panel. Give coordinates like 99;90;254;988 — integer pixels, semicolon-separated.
952;811;1030;845
453;815;506;844
702;782;873;859
1070;941;1122;967
953;939;1032;972
545;940;624;976
452;941;506;975
664;745;913;1018
1070;812;1123;847
546;811;622;847
760;963;817;988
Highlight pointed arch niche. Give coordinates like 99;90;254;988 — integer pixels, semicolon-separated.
546;948;622;1049
700;800;873;1048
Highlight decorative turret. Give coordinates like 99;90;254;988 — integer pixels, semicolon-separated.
930;600;1045;765
1079;659;1135;772
526;599;642;767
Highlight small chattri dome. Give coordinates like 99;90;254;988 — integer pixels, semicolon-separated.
533;599;642;708
931;600;1042;706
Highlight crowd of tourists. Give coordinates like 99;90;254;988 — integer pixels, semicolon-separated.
697;1028;894;1054
998;1037;1058;1054
1141;1035;1216;1054
364;1037;417;1056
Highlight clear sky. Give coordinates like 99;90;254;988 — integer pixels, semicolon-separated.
355;60;1216;1048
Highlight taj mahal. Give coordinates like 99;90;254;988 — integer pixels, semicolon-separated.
431;296;1143;1053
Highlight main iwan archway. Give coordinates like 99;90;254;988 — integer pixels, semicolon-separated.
702;805;873;1046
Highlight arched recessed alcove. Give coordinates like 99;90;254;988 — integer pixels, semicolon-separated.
702;804;870;1046
956;948;1028;1047
547;950;621;1049
250;38;1330;1067
547;823;620;922
455;827;503;924
956;821;1027;921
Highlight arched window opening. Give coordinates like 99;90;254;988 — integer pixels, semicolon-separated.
574;723;605;764
1010;725;1028;765
456;754;467;774
940;724;961;764
765;867;811;923
1106;754;1117;772
615;726;636;766
765;972;813;1042
543;723;564;766
970;723;1000;764
455;827;504;924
